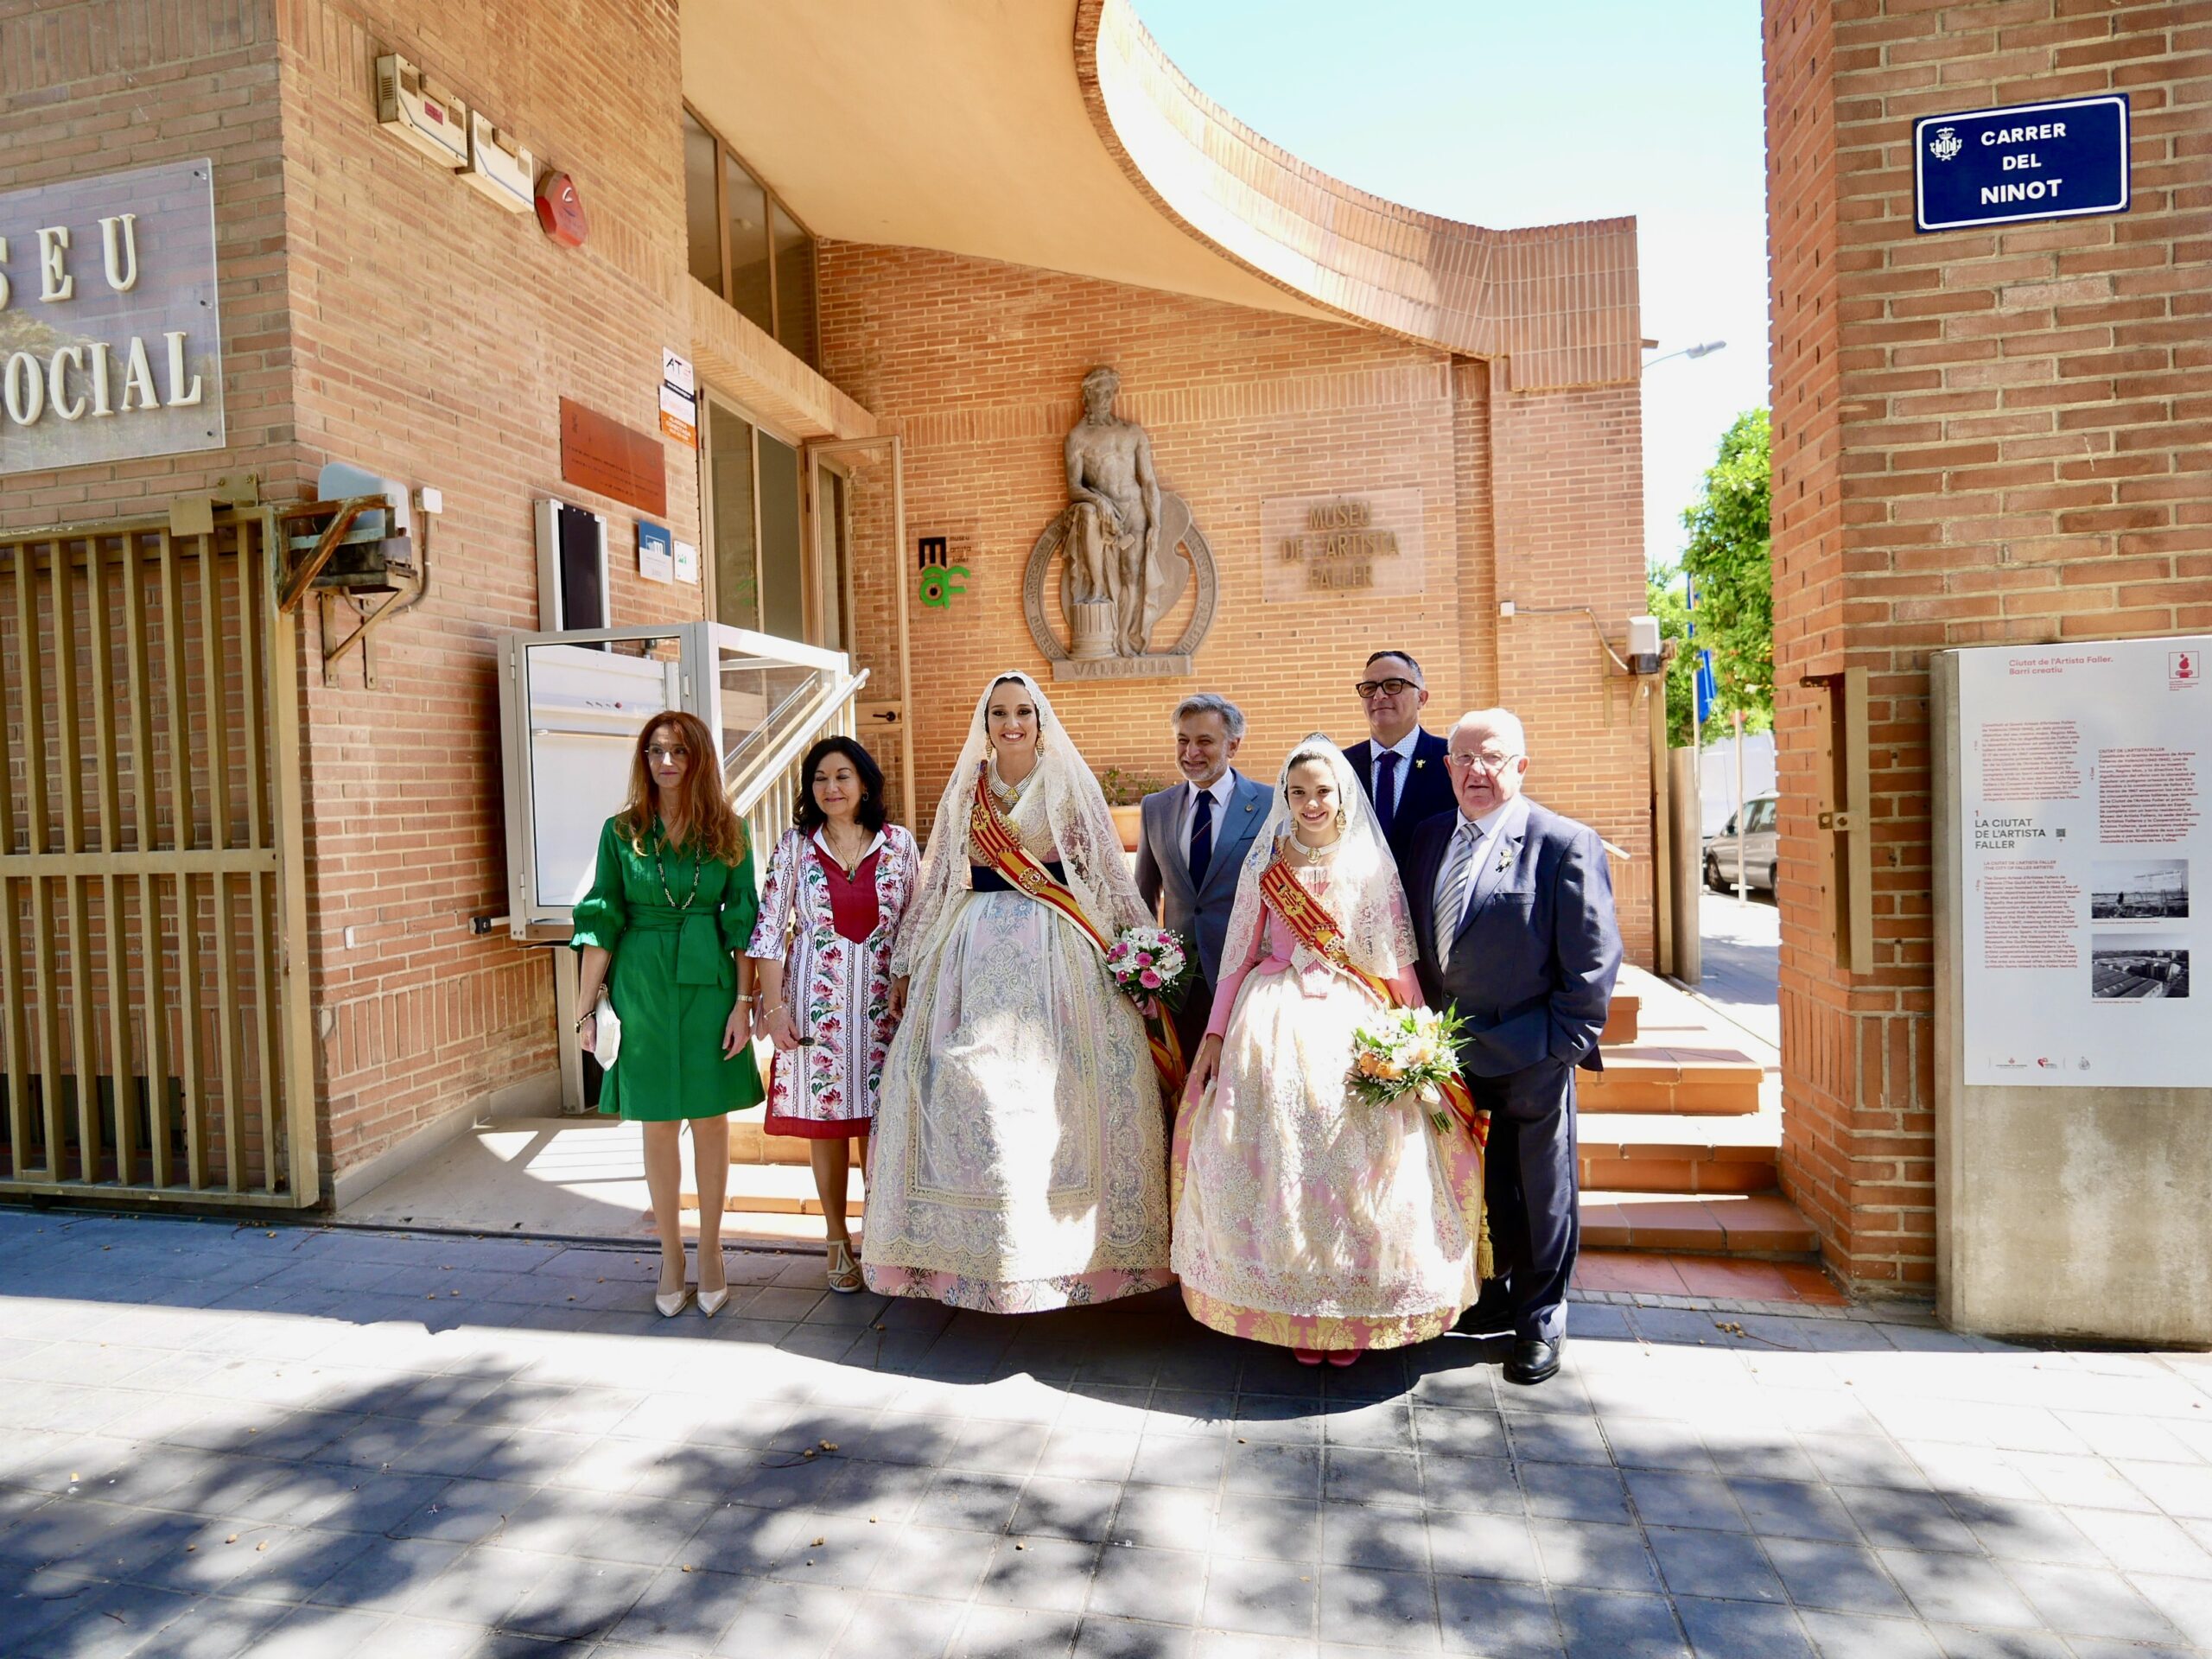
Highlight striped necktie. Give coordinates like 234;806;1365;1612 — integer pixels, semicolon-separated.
1433;817;1483;943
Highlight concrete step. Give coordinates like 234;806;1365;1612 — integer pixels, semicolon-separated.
685;1161;862;1215
1599;992;1639;1046
695;1163;1818;1259
1574;1046;1765;1116
1579;1109;1779;1195
695;1188;1823;1260
1579;1191;1820;1258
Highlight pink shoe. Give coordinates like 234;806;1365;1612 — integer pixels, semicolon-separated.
1292;1347;1325;1366
1325;1348;1363;1368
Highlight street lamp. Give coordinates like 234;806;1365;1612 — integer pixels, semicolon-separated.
1643;339;1726;371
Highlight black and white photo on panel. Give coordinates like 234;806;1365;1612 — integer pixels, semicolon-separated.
2089;934;2190;1001
2088;857;2189;921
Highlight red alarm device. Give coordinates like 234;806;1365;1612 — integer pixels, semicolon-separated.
535;170;588;248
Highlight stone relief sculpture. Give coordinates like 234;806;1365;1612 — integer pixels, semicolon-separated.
1024;366;1216;680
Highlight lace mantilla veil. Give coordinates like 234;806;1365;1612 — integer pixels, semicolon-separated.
889;671;1148;978
1215;733;1419;988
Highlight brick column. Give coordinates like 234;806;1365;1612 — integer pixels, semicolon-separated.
1764;0;2212;1292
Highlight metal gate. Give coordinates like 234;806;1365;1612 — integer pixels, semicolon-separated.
0;508;316;1205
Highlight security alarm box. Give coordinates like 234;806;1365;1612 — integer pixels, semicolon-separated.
462;110;536;213
374;54;468;170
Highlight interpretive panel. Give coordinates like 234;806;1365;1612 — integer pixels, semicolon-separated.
1959;636;2206;1087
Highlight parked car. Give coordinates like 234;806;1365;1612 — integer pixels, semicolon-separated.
1705;792;1778;894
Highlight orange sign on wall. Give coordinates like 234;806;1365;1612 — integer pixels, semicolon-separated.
559;397;666;518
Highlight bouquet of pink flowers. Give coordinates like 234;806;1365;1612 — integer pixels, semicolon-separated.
1347;1005;1467;1133
1105;925;1197;1010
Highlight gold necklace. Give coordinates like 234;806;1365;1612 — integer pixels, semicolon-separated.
821;822;870;872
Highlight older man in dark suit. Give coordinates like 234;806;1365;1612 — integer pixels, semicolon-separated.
1134;694;1271;1063
1404;708;1622;1385
1344;650;1456;868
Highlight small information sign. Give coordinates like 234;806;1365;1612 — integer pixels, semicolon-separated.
637;518;673;584
658;349;696;448
1914;95;2128;233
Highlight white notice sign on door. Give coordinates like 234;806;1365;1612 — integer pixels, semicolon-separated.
1958;636;2208;1087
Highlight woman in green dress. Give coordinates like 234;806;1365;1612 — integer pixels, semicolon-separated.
573;710;764;1317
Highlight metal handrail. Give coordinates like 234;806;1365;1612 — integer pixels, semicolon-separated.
728;667;870;815
730;669;870;877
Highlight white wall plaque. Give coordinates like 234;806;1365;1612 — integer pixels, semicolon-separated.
0;159;226;476
1957;635;2207;1087
1261;486;1425;602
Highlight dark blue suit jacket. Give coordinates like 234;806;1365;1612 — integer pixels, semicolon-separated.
1403;798;1623;1083
1132;771;1271;984
1345;728;1456;868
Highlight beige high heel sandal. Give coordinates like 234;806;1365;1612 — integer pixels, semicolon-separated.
825;1238;862;1294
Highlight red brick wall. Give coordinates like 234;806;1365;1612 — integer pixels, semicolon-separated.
273;0;703;1174
1765;0;2212;1289
3;0;709;1182
816;241;1653;961
0;2;296;531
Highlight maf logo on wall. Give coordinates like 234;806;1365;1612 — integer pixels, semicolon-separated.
2172;649;2202;691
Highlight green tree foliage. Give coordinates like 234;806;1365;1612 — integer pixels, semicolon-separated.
1652;408;1772;747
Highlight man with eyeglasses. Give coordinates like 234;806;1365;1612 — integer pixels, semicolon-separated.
1404;709;1621;1387
1344;650;1455;868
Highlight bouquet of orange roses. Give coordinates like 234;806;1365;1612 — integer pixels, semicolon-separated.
1346;1005;1467;1134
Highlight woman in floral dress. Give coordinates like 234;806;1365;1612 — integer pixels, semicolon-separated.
1175;736;1484;1364
861;671;1173;1311
748;736;919;1293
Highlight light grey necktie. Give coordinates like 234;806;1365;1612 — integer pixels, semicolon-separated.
1433;817;1483;944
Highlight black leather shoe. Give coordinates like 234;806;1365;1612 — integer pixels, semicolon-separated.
1503;1335;1563;1386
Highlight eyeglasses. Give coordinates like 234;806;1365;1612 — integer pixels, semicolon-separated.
1446;751;1520;774
645;745;690;763
1354;677;1420;700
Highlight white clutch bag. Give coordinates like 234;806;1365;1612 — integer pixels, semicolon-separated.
593;995;622;1066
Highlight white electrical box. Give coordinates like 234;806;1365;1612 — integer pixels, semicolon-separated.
462;110;536;213
375;54;469;170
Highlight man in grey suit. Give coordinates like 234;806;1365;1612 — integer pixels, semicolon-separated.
1402;709;1622;1386
1134;694;1271;1065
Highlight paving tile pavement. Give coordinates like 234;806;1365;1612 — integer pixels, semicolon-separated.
1;1211;2209;1659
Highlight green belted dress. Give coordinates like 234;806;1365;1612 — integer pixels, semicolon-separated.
570;817;766;1122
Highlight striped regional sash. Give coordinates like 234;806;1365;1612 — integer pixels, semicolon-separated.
1257;855;1489;1151
969;766;1187;1095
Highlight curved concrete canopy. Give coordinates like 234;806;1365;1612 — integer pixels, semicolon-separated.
681;0;1637;389
681;0;1326;322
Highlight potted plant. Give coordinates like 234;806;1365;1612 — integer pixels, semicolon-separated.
1096;766;1169;852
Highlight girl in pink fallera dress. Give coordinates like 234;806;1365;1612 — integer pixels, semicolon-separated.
747;736;919;1293
1175;735;1485;1365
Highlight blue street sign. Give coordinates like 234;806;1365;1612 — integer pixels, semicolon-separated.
1695;651;1717;728
1914;95;2129;233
